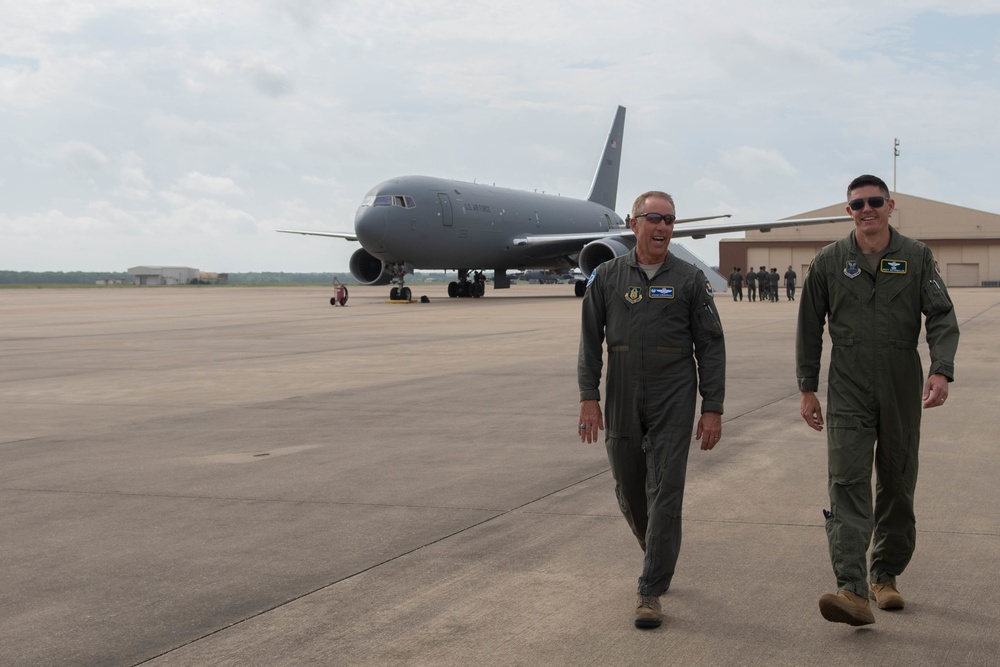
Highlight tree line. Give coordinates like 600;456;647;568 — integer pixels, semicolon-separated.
0;271;456;285
0;271;342;285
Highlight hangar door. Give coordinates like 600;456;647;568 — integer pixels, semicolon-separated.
946;263;979;287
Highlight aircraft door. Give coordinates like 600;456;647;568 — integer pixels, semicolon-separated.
437;193;453;227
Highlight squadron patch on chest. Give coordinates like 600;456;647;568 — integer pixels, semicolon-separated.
880;259;907;274
649;286;674;299
624;286;643;304
844;260;861;279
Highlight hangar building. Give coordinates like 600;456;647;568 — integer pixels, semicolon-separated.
128;266;200;286
719;193;1000;287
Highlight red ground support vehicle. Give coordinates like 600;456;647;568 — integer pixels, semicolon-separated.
330;282;348;306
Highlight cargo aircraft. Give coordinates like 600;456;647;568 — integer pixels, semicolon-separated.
279;106;848;299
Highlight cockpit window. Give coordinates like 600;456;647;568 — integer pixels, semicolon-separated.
361;194;417;208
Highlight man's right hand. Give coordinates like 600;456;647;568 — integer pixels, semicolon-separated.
578;399;605;443
800;391;824;432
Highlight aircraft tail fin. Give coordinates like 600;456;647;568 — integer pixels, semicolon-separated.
586;105;626;210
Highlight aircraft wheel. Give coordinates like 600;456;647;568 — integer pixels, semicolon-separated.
472;281;485;298
575;280;587;297
400;286;411;301
390;287;400;300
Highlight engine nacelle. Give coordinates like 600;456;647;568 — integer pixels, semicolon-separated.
578;237;634;277
349;248;393;285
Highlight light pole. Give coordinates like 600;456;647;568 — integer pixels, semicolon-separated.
893;138;900;194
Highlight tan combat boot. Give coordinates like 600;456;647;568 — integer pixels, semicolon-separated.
634;594;662;629
818;589;875;626
870;581;905;610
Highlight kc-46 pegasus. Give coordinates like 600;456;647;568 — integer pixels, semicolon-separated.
279;106;847;300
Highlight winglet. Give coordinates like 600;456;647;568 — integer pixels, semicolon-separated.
586;106;626;210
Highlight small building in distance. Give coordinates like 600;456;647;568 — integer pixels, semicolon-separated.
719;192;1000;287
127;266;200;286
198;271;229;285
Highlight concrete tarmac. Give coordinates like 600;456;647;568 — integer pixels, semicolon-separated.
1;284;998;666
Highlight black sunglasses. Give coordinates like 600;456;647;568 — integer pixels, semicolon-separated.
848;196;889;211
634;212;676;224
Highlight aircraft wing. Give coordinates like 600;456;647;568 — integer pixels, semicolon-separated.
276;228;358;242
675;215;852;239
512;214;851;247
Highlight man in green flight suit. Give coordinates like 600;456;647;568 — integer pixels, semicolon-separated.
796;174;960;626
578;190;726;629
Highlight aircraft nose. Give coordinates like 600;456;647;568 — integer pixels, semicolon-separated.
354;206;388;250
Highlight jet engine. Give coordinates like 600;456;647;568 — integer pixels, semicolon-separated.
349;248;393;285
577;237;634;276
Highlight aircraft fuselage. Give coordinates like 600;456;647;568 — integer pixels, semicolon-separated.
355;175;626;272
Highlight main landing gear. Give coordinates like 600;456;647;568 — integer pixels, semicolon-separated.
448;269;485;298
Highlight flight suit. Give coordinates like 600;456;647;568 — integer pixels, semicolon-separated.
784;269;797;301
757;269;769;302
729;270;743;301
579;249;726;596
746;270;757;302
768;271;779;302
796;227;959;598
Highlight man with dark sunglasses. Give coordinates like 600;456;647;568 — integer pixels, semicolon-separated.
578;190;726;629
796;174;960;626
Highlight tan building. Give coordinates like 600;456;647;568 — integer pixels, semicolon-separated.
719;193;1000;287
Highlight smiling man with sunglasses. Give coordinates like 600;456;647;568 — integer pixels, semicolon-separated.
796;174;960;626
578;190;726;629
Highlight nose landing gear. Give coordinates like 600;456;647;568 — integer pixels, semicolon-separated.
389;285;412;301
386;263;413;302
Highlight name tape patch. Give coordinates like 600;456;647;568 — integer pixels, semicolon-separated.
880;259;907;274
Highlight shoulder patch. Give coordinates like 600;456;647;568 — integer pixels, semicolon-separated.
586;268;597;287
704;280;714;297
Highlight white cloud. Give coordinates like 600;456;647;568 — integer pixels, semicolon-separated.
114;167;154;199
717;147;797;179
175;172;246;197
56;140;108;172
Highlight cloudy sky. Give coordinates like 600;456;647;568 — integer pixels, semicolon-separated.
2;0;998;273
